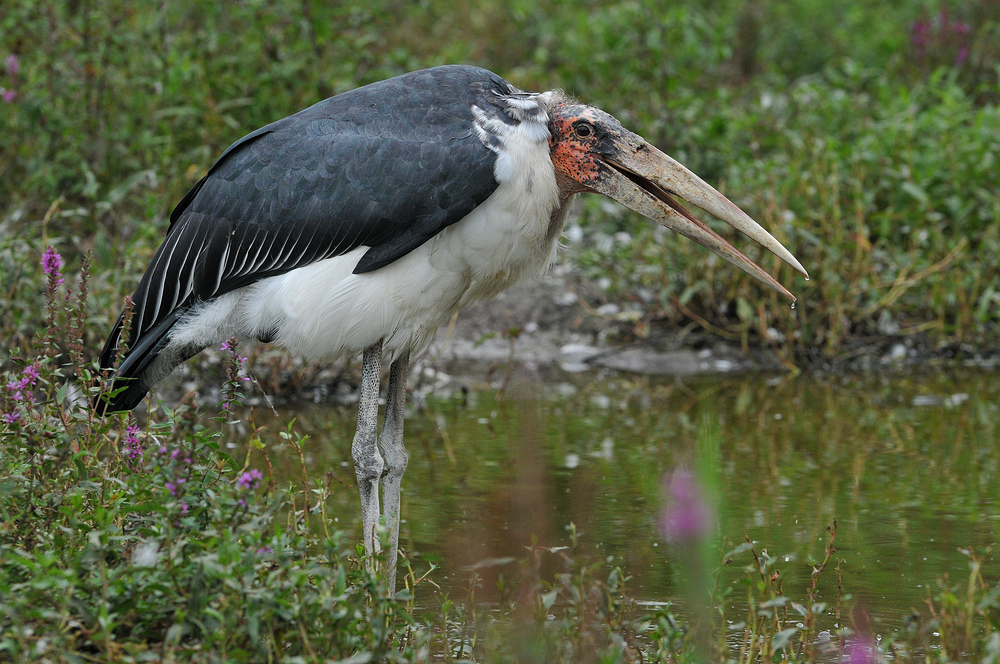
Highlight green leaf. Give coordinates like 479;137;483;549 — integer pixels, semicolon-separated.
125;501;168;514
760;596;790;608
901;181;929;206
474;332;497;348
771;627;799;650
215;449;239;471
724;542;755;558
73;456;88;481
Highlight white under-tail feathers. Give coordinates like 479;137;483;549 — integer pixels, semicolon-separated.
152;95;567;374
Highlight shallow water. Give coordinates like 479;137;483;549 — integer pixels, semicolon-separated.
227;366;1000;639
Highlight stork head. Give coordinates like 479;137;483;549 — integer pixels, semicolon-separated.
548;103;807;300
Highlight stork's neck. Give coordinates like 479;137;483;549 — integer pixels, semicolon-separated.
547;193;576;243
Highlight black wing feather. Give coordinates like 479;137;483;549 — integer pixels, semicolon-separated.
98;65;517;410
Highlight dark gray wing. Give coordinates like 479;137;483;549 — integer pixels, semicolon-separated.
98;65;519;408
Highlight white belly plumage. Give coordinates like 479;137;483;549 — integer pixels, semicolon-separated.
163;146;570;368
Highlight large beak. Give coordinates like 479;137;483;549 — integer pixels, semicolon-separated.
591;136;807;300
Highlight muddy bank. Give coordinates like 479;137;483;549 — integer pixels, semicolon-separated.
424;267;784;382
421;266;1000;383
149;265;997;409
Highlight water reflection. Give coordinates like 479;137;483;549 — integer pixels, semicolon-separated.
225;368;1000;634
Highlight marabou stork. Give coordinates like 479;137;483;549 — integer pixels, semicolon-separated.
97;65;806;592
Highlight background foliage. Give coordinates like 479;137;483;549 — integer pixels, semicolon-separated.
2;0;999;368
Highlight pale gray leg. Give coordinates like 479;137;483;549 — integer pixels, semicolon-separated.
352;340;384;562
378;351;409;594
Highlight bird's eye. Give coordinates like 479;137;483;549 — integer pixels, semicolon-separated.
574;123;594;138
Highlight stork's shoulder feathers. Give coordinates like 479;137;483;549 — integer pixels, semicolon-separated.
171;65;516;278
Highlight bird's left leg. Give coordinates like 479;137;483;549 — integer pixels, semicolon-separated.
352;340;384;562
378;351;409;594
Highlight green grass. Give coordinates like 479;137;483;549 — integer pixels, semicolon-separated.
571;66;1000;354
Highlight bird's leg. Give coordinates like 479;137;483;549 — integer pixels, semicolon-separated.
352;340;384;563
377;351;409;594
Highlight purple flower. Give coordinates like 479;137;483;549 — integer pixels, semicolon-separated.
237;468;263;491
164;477;185;496
123;423;143;464
256;546;273;555
41;246;64;287
4;54;18;75
910;19;930;51
21;365;39;383
844;637;876;664
1;89;14;104
5;365;39;406
660;469;715;543
221;339;247;363
3;411;20;425
221;338;252;385
955;46;969;66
